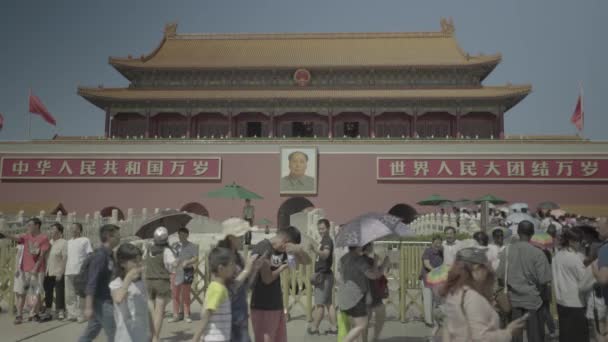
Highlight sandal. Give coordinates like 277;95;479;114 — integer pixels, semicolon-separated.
326;328;338;335
14;315;23;325
306;327;320;335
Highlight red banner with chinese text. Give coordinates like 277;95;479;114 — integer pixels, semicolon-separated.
0;157;221;180
377;158;608;181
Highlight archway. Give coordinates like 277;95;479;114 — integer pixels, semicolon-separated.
388;203;418;224
276;197;315;230
100;206;125;221
180;202;210;217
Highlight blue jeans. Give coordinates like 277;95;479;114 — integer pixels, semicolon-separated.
232;319;251;342
78;300;116;342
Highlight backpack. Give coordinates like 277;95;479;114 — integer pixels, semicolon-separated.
74;252;96;298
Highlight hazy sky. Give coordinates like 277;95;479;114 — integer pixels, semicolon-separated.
0;0;606;140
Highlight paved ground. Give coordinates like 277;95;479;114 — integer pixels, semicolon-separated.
0;304;432;342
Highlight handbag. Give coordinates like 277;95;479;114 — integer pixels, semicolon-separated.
310;272;324;287
495;246;512;314
183;267;195;284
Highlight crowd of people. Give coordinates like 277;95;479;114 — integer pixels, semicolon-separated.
4;205;608;342
420;206;608;342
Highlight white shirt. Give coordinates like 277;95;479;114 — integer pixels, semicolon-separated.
553;249;587;307
487;244;505;271
443;240;460;266
164;248;176;272
47;238;67;277
65;237;93;275
109;278;151;342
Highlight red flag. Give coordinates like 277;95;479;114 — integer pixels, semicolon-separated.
0;112;4;129
570;94;583;131
29;93;56;126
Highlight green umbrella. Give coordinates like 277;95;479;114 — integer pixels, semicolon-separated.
474;194;507;205
206;182;264;200
537;201;560;210
417;194;451;206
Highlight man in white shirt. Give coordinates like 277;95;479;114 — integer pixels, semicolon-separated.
64;222;93;322
487;228;505;271
442;226;460;266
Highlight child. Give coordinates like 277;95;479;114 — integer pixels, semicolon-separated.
193;247;240;342
109;243;152;342
13;244;25;318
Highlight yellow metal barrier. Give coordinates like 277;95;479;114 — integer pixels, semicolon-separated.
0;242;428;322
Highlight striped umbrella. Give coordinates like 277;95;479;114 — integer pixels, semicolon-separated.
425;264;451;287
531;232;554;250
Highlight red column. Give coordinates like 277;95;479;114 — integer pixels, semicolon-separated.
186;111;192;138
269;113;275;138
411;110;418;137
498;111;505;139
227;111;233;138
370;111;376;138
145;110;151;138
455;112;461;138
104;108;110;138
328;111;334;138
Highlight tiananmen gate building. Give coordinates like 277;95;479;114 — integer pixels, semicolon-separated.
1;20;607;227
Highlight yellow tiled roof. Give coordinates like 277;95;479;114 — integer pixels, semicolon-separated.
109;31;500;69
78;86;531;101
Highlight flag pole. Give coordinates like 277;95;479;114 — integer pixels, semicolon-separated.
579;81;584;139
28;88;32;141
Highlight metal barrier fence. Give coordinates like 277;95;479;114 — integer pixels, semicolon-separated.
0;240;429;322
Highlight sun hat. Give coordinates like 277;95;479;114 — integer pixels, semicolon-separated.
221;217;252;237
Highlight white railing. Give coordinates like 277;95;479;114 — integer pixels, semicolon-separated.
410;212;481;235
0;207;182;246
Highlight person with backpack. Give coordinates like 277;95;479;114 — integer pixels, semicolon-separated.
65;222;93;322
78;224;120;342
145;227;175;342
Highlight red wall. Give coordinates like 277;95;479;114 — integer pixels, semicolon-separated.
0;153;606;225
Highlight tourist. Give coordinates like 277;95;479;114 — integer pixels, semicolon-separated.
496;220;552;342
308;218;337;335
441;247;526;341
337;244;389;342
443;226;460;265
109;243;151;342
242;199;255;245
144;227;175;342
169;227;199;323
362;243;388;342
65;222;93;322
553;227;589;342
42;223;67;320
79;224;120;342
2;217;51;324
578;224;606;340
242;199;255;227
12;244;25;321
217;218;262;342
487;228;505;271
536;243;558;340
192;247;237;342
420;234;443;327
280;151;315;192
250;226;311;342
